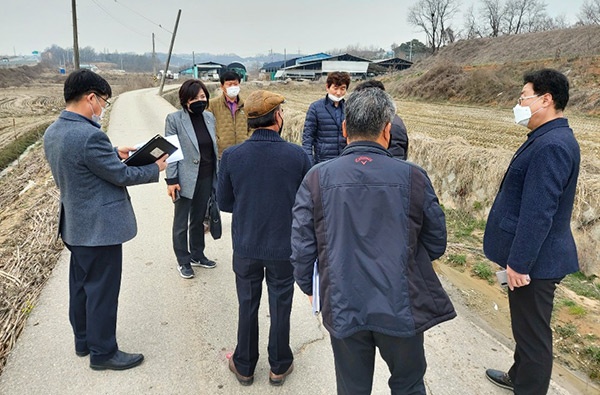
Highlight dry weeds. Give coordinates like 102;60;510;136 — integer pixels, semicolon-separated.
0;146;63;372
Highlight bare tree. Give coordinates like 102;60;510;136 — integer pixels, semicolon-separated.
444;27;456;43
407;0;460;53
463;5;484;39
579;0;600;24
502;0;548;34
481;0;504;36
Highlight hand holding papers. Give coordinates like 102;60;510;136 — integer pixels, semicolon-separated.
123;134;178;166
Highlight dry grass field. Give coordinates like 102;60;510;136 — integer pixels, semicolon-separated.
1;63;600;386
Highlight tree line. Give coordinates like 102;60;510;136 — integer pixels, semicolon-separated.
41;45;157;72
407;0;600;53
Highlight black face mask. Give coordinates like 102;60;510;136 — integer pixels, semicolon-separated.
276;112;284;134
188;100;206;114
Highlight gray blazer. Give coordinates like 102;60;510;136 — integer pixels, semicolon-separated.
164;109;218;198
43;111;159;246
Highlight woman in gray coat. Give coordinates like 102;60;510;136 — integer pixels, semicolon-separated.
165;79;219;279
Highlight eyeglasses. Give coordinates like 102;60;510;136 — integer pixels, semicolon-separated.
517;94;539;105
94;93;111;108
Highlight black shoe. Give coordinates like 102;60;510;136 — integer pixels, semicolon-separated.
229;357;254;386
190;257;216;269
178;263;195;279
75;349;90;357
90;350;144;371
269;363;294;386
486;369;514;390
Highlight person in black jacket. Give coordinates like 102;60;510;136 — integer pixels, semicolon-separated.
302;71;350;164
354;80;409;160
218;90;311;387
291;88;455;395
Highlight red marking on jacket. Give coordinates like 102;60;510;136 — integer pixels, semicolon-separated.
355;156;373;165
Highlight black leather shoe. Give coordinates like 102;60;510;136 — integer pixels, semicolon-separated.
75;349;90;357
486;368;514;390
90;350;144;371
229;357;254;386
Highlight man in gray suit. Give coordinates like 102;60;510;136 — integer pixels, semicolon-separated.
44;69;167;371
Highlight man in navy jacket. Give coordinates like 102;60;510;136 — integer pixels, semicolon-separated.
291;88;455;394
302;71;350;164
218;90;311;386
483;69;580;395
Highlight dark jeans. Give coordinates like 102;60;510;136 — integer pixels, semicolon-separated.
65;243;122;364
172;175;212;265
508;278;561;395
329;331;426;395
231;254;294;377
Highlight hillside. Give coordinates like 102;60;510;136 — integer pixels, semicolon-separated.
386;25;600;116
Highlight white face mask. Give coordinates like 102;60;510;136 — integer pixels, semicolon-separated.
90;102;105;124
226;85;240;98
328;93;344;103
513;104;532;127
513;97;542;127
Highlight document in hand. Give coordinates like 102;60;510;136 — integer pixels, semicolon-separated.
312;259;320;316
123;134;178;166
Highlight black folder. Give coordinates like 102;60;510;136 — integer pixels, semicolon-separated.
123;134;178;166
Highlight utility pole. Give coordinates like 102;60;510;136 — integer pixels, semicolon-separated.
152;33;156;76
71;0;80;70
158;9;181;96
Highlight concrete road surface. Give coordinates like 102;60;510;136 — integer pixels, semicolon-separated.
0;87;594;395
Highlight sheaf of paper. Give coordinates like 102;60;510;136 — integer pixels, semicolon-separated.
165;135;184;163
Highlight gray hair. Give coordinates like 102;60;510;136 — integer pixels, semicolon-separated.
344;88;396;140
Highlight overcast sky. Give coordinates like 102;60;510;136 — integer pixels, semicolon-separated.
0;0;586;58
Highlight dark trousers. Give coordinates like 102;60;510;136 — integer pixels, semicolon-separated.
329;331;427;395
172;175;212;265
508;278;561;395
65;243;122;364
232;254;294;377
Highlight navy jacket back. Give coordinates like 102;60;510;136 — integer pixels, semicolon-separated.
291;142;455;339
217;129;311;261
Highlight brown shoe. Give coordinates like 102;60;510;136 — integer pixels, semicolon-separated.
269;363;294;386
228;357;254;386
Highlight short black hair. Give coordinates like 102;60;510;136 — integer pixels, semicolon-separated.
220;70;241;85
247;106;279;129
326;71;351;89
354;80;385;91
178;79;210;109
64;69;112;104
523;69;569;111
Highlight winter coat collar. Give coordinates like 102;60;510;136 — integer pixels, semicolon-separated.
526;117;568;139
248;128;285;142
59;110;100;128
342;140;392;157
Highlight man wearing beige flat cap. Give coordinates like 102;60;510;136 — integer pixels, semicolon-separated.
218;90;311;386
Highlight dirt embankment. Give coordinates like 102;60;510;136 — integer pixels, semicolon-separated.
387;25;600;117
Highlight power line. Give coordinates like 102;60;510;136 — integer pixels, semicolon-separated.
89;0;152;39
113;0;173;34
88;0;171;48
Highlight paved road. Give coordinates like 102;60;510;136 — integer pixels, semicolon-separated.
0;87;592;394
